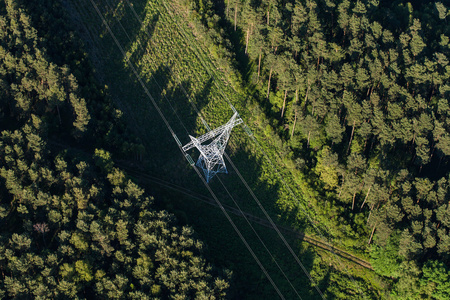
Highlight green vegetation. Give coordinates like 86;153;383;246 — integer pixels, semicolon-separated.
3;0;449;298
66;0;385;298
0;0;228;298
184;0;450;298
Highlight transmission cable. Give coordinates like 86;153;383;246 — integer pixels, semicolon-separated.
118;1;327;298
156;1;366;298
85;0;286;298
120;0;323;295
100;1;302;297
102;0;190;136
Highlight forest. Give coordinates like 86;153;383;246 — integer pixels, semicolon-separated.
0;0;229;298
184;0;450;298
2;0;450;299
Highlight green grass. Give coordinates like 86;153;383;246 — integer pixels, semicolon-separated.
68;0;388;298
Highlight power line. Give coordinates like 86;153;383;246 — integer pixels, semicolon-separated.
191;166;286;300
223;152;324;298
100;1;301;296
117;1;326;298
216;177;303;299
120;1;324;296
118;0;323;296
158;1;366;298
85;1;286;298
103;0;191;137
50;138;374;271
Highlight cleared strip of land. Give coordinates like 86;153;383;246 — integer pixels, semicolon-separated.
65;0;386;297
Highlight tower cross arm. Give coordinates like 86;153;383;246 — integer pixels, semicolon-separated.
182;114;243;152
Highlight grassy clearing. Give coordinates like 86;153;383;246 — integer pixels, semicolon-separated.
68;0;388;298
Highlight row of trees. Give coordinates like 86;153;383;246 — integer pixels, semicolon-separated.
186;0;450;297
0;0;229;298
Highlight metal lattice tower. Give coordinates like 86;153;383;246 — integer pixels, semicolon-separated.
183;112;243;182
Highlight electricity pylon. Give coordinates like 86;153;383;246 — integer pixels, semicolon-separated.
183;112;243;182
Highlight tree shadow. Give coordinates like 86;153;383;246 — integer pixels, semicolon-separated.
76;1;327;298
141;12;159;42
125;11;159;60
193;77;215;119
154;66;216;140
100;0;160;61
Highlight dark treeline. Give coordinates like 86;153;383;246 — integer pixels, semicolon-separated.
185;0;450;298
0;0;229;298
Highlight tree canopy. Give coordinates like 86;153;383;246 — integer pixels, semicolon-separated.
185;0;450;297
0;0;229;298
